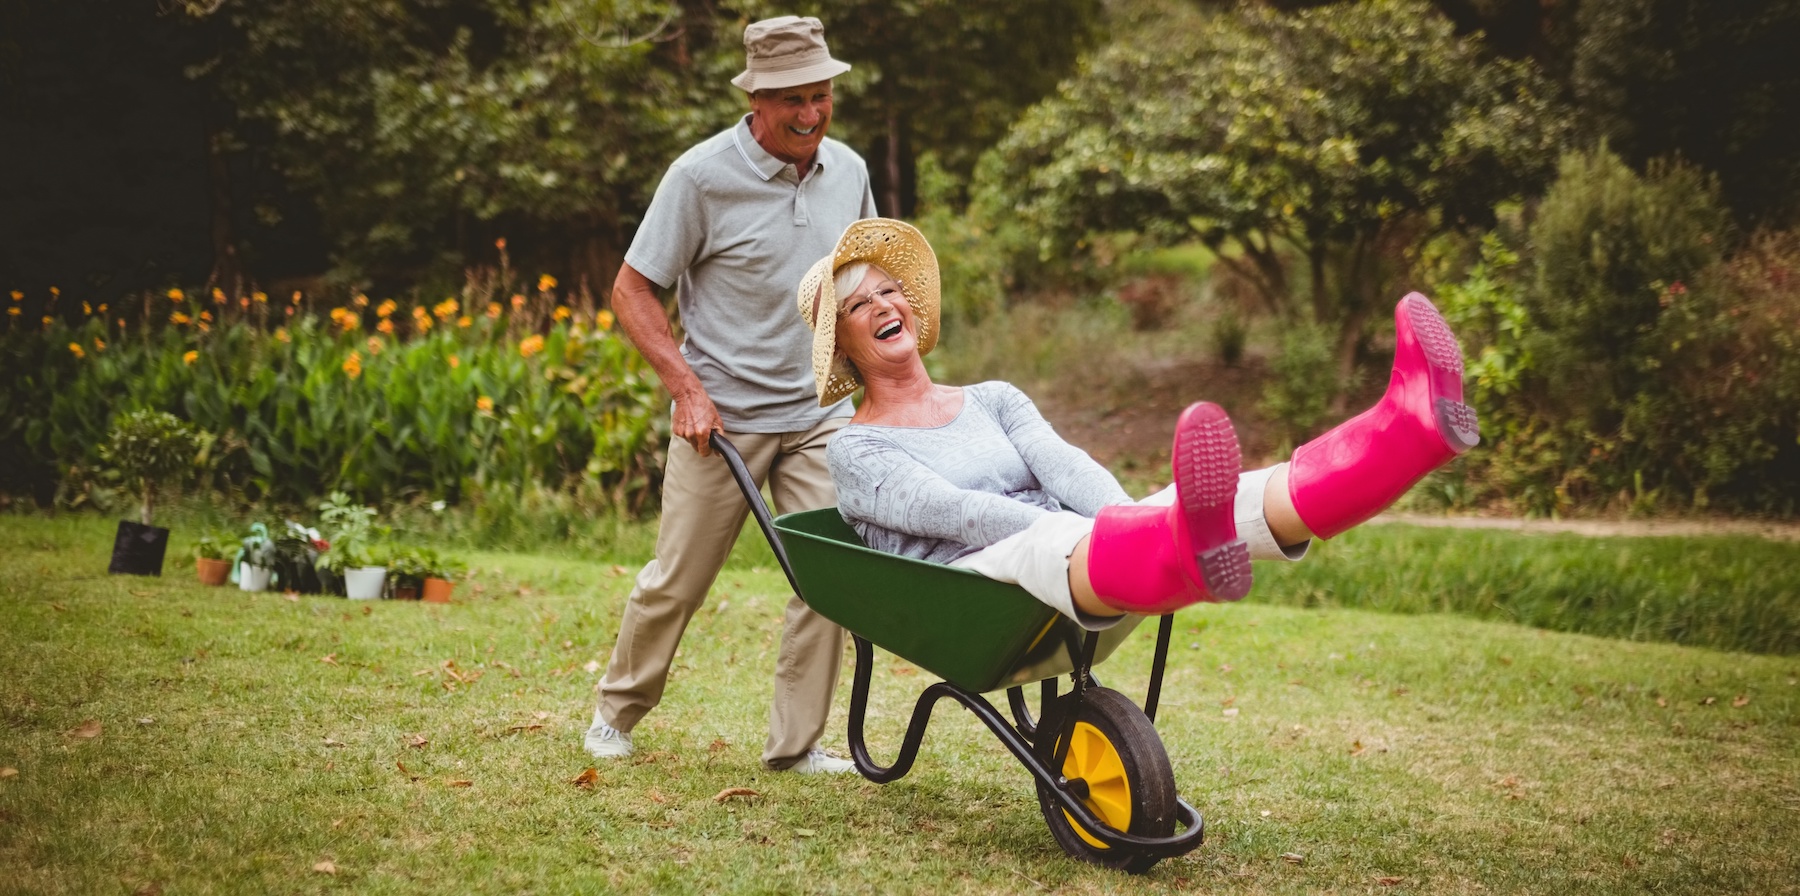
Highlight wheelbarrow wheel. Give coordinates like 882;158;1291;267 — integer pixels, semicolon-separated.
1033;686;1177;874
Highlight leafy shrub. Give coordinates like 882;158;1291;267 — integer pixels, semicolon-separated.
1260;319;1338;451
100;410;201;525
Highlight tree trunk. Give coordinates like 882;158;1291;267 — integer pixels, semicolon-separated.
883;101;903;217
204;123;240;294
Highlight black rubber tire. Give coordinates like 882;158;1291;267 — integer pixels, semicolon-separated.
1032;686;1177;874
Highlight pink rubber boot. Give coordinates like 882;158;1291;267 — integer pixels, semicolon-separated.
1287;293;1480;539
1085;403;1252;614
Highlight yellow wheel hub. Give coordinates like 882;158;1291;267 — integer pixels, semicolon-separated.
1056;720;1133;849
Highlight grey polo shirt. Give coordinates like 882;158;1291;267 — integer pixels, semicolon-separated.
624;114;877;432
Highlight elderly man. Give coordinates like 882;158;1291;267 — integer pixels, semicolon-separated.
583;16;875;773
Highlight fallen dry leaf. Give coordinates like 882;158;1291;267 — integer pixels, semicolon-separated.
69;719;102;739
0;767;18;779
283;591;299;602
1732;694;1750;708
891;665;917;676
313;860;337;874
610;565;629;576
1656;696;1668;707
361;605;372;616
446;779;473;787
708;737;730;754
1280;852;1305;865
397;761;420;782
583;660;601;674
1701;696;1717;706
1350;741;1367;756
50;602;67;612
131;882;163;896
319;654;338;666
504;723;544;734
647;788;667;804
712;787;760;803
406;733;428;749
1221;707;1239;718
1376;876;1405;886
322;737;346;747
572;767;599;788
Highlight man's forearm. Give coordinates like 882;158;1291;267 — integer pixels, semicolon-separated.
611;263;702;400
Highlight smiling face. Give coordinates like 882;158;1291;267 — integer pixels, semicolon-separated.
833;265;918;376
748;80;834;169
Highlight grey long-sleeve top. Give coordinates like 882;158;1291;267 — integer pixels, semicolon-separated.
827;381;1133;564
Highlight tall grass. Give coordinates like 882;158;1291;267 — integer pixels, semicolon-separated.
1252;523;1800;655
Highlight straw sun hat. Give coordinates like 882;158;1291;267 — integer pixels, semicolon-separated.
796;218;941;406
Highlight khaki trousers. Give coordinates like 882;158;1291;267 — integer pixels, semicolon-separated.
595;417;846;769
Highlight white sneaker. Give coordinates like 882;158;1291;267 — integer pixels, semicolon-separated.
583;723;634;759
784;748;856;774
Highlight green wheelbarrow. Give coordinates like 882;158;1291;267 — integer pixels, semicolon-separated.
712;433;1205;873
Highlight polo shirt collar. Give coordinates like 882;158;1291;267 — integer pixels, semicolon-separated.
733;114;826;182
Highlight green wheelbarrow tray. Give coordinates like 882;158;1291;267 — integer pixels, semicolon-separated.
709;433;1205;871
774;507;1144;693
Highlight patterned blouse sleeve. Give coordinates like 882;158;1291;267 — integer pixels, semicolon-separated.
830;429;1049;550
982;383;1132;515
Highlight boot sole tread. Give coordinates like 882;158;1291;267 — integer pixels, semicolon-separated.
1175;402;1252;600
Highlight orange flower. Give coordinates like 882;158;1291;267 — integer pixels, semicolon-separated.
67;342;85;359
167;288;184;301
93;338;105;352
486;302;502;319
290;290;303;304
552;305;571;322
199;310;213;322
457;315;472;328
49;286;59;297
7;308;18;318
170;311;191;325
595;309;615;331
183;350;199;365
495;237;507;250
239;296;250;309
367;336;383;355
212;288;227;304
82;302;92;315
253;291;268;304
447;355;461;369
376;299;397;318
275;327;290;343
538;274;557;292
519;334;545;358
510;293;525;311
97;303;107;314
8;290;20;301
377;319;394;335
476;395;494;413
342;350;363;379
197;320;211;333
41;315;52;326
353;293;370;308
433;298;458;321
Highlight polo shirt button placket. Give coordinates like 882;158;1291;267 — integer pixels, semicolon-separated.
792;165;811;226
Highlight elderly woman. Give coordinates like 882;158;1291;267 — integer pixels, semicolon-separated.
796;219;1479;628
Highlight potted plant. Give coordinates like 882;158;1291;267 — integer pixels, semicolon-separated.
273;520;331;594
420;551;467;604
317;492;386;599
384;546;430;600
101;409;200;576
189;532;234;586
236;522;277;591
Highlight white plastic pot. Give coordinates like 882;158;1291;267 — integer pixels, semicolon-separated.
239;563;274;592
344;566;388;600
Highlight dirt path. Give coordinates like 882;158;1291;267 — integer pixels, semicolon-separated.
1373;512;1800;543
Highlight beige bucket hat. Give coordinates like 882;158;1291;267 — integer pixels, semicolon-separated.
731;16;851;92
797;218;941;406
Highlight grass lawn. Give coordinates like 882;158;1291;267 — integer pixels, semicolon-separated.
2;514;1797;895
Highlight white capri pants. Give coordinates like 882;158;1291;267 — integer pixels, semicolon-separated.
950;464;1309;630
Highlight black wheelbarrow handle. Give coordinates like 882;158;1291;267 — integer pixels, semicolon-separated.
709;431;805;599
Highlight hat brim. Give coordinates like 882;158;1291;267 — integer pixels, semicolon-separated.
731;58;851;93
797;219;941;406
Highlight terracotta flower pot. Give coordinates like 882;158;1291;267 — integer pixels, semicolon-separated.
421;576;455;603
195;556;232;586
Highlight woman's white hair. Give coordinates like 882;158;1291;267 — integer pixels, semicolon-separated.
832;261;885;309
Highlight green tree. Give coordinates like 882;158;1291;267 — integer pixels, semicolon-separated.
975;0;1568;379
180;0;744;293
1573;0;1800;228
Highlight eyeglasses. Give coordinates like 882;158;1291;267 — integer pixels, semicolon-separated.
839;280;904;320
